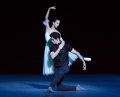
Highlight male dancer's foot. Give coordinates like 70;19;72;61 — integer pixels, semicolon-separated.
76;84;85;91
48;87;55;93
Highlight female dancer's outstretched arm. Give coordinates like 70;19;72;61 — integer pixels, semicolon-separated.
45;6;56;20
43;6;56;29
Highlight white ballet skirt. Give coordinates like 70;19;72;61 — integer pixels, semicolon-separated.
42;32;78;75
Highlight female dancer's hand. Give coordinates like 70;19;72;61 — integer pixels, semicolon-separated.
49;6;56;10
59;41;65;50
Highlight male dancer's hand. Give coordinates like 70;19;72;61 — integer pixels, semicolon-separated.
83;62;86;71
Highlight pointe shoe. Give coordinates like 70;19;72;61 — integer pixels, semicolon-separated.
84;57;91;61
48;87;55;93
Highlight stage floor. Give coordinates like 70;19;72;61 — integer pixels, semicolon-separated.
0;74;120;97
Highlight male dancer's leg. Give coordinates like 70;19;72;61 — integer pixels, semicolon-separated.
57;76;76;91
50;65;77;91
50;68;65;89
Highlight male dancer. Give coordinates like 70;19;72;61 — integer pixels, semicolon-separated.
48;32;86;92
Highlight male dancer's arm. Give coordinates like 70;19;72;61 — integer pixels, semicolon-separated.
50;41;65;59
71;49;86;70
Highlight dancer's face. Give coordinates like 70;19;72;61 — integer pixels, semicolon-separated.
51;37;59;44
53;20;60;28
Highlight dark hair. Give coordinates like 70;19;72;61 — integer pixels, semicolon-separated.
52;18;60;22
50;32;60;40
49;18;60;27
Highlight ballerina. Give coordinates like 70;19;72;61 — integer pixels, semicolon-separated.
42;6;91;75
